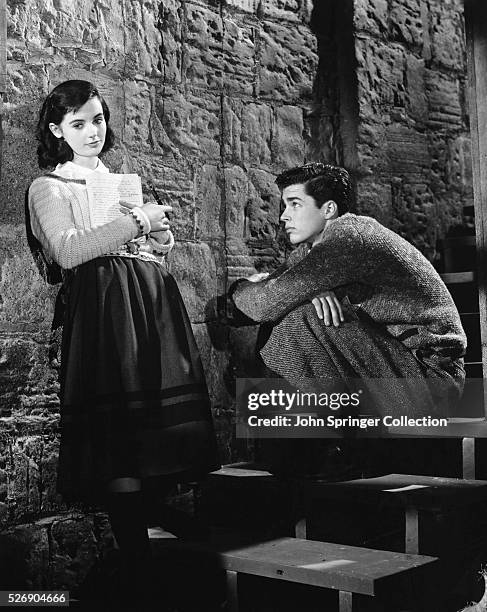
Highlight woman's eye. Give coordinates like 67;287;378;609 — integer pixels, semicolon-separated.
73;124;83;129
94;117;104;125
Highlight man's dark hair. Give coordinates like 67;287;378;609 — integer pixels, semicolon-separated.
276;163;352;215
36;80;115;169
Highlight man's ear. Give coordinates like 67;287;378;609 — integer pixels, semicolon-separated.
321;200;338;219
49;123;63;139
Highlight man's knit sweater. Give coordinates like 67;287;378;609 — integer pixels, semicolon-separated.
233;213;466;372
28;161;173;270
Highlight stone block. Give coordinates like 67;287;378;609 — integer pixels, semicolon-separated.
225;0;256;13
1;513;111;591
355;179;393;227
121;0;168;78
355;38;406;118
273;105;305;169
221;10;257;96
222;99;274;168
429;133;473;201
0;335;59;418
245;168;283;268
157;0;184;84
354;0;388;36
38;437;63;516
425;69;463;129
135;163;196;240
386;124;430;178
0;234;57;335
389;0;424;47
2;521;50;589
153;89;222;165
429;0;466;71
194;164;224;240
6;435;44;520
260;0;313;24
121;79;153;154
169;241;219;322
405;54;427;123
182;3;223;90
224;165;248;238
258;21;317;102
50;515;99;590
388;180;437;259
2;433;62;524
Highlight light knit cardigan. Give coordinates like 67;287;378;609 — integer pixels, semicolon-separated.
28;160;174;270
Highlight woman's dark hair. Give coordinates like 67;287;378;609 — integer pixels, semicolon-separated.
276;163;352;216
36;80;115;169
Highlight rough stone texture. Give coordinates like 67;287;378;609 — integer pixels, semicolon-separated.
0;0;473;591
0;513;113;590
354;0;471;259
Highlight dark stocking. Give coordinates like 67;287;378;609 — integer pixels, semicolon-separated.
106;491;153;601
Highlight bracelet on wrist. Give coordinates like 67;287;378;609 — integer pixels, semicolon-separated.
128;207;151;236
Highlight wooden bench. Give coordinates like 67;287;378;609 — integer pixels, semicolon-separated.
298;473;487;554
220;538;437;612
150;531;437;611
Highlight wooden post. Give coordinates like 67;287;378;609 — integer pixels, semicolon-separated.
463;436;476;479
405;507;419;554
463;0;487;478
338;590;353;612
226;570;239;612
465;0;487;386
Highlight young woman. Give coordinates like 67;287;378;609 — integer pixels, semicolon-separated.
27;80;219;600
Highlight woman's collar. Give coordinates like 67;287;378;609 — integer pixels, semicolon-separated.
52;159;110;179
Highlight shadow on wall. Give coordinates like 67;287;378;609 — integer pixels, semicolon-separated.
308;0;360;188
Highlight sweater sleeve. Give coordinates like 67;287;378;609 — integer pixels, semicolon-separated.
232;223;366;322
28;177;140;270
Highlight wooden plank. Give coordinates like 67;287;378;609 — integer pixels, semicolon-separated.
208;466;274;479
465;0;487;385
0;0;5;93
215;537;437;596
305;473;487;511
439;271;475;284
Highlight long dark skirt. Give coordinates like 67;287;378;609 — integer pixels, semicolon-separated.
56;255;220;502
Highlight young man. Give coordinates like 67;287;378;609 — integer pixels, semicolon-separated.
232;163;466;419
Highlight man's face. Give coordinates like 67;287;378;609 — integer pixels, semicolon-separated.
280;183;327;245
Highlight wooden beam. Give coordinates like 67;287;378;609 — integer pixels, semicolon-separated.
465;0;487;387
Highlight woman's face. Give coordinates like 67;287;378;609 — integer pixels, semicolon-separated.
49;96;107;167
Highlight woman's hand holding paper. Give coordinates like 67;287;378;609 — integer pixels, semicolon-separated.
120;200;172;226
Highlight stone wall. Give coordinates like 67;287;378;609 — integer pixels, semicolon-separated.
353;0;472;259
0;0;472;591
0;0;321;588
